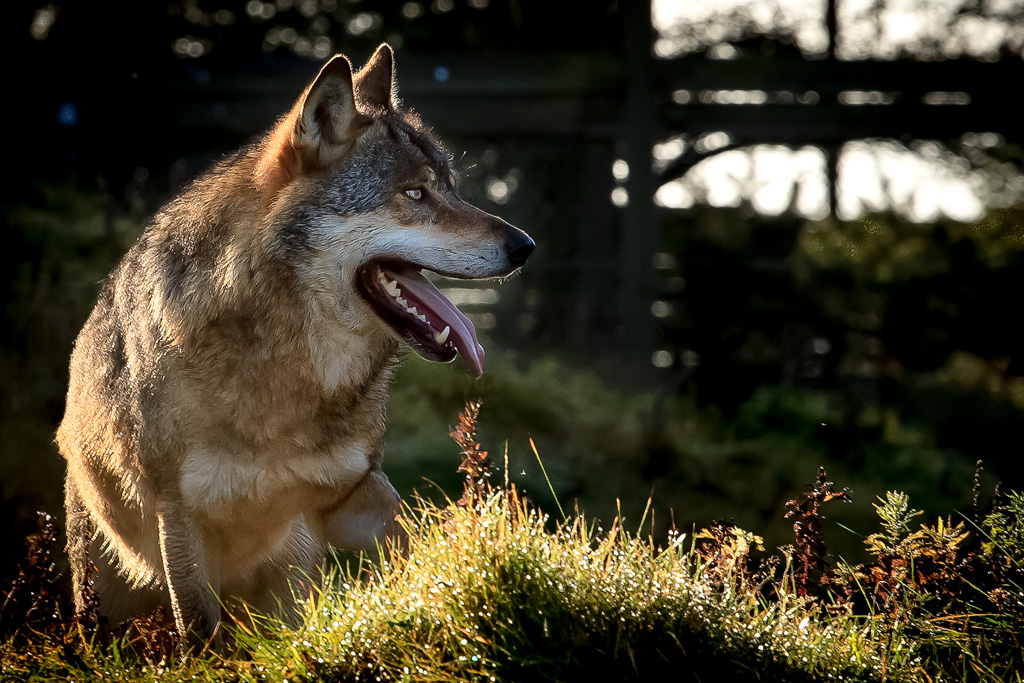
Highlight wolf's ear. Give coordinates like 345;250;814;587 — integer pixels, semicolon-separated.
354;44;397;114
255;54;366;202
295;54;362;157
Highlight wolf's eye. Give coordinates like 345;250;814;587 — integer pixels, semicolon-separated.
405;188;423;200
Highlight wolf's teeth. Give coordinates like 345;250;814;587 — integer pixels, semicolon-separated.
396;297;408;308
385;280;401;297
435;326;450;345
406;306;418;316
417;314;427;323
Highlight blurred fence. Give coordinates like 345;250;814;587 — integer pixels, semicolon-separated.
47;8;1024;382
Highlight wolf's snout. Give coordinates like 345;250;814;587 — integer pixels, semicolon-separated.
504;228;535;269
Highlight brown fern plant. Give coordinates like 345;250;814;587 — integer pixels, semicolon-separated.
694;520;764;592
782;467;851;598
0;512;63;640
451;401;491;506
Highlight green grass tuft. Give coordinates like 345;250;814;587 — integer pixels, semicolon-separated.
270;482;915;682
2;404;1022;682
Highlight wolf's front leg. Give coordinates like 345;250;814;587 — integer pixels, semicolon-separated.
321;468;405;559
64;474;97;620
156;499;222;649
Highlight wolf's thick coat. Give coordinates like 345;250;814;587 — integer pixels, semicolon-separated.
57;44;532;645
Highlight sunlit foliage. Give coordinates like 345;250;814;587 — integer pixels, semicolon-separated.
654;0;1024;60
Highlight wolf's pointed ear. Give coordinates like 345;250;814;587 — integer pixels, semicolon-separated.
354;43;397;114
295;54;362;156
255;54;368;203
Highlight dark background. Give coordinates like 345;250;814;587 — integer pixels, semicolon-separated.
3;0;1024;583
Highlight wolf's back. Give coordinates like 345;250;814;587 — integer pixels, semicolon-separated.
57;153;252;581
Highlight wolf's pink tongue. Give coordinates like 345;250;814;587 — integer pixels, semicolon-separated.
383;266;486;377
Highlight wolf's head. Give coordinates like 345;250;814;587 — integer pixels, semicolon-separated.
255;45;533;377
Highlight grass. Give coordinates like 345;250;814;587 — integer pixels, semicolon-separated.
1;404;1022;682
380;353;996;565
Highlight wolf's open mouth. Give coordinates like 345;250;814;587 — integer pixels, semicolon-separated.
356;261;485;376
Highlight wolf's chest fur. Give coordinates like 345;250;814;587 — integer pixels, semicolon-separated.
168;311;397;512
180;442;370;509
177;439;375;572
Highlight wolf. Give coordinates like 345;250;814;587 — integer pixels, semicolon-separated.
56;43;534;647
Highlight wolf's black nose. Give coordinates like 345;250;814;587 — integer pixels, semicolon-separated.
506;230;535;268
